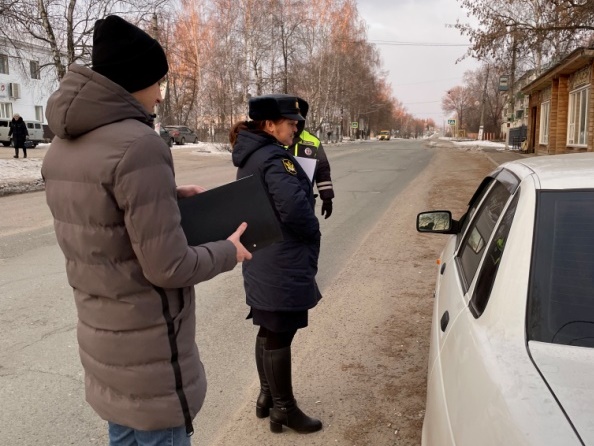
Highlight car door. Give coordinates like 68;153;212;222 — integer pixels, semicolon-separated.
424;172;519;445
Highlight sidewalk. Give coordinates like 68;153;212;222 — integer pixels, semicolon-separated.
428;136;534;167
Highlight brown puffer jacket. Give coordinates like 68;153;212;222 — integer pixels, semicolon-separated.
41;64;237;433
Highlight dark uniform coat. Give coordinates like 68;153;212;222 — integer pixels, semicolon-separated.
8;117;28;148
232;130;321;311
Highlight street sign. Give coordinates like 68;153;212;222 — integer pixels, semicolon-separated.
499;75;509;91
351;121;358;129
447;119;456;126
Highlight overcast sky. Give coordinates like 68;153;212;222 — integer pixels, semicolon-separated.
357;0;480;125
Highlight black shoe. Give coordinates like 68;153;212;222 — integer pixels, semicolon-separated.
255;336;272;418
13;155;18;158
263;347;322;433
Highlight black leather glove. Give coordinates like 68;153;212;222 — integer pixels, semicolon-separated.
321;200;333;219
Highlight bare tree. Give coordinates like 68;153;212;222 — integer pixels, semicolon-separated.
0;0;169;80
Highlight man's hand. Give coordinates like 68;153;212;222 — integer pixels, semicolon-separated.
321;200;333;219
177;185;207;198
227;222;252;262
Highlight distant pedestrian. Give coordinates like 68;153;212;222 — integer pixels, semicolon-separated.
41;15;251;446
8;114;28;158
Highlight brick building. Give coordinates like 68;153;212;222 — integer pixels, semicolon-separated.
522;47;594;154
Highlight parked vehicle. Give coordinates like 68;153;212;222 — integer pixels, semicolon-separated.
0;118;44;147
417;153;594;446
378;130;391;140
159;127;174;148
164;125;198;145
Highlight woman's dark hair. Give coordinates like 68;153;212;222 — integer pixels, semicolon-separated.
229;118;285;147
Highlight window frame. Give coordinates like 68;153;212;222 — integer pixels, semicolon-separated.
454;169;520;293
539;101;550;145
35;105;44;123
567;86;589;147
30;60;40;80
527;189;594;348
0;54;8;75
0;102;13;119
469;191;520;318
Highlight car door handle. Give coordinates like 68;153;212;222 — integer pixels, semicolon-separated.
440;311;450;332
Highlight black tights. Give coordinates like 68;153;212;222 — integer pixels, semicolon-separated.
258;326;297;350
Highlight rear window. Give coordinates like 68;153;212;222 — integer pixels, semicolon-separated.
528;190;594;348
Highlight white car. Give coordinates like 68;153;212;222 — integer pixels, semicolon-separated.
416;153;594;446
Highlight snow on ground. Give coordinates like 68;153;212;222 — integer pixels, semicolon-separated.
439;137;506;150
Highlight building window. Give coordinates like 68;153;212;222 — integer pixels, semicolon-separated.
567;86;589;146
35;105;44;122
0;54;8;74
539;101;550;145
0;102;13;119
30;60;40;79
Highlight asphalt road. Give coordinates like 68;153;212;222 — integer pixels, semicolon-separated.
0;138;433;445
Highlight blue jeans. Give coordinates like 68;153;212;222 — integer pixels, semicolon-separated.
108;422;192;446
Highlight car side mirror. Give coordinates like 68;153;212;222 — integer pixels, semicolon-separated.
416;211;456;234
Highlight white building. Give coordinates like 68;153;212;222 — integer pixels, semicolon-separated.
0;38;59;125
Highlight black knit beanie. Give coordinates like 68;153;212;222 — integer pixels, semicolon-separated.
92;15;168;93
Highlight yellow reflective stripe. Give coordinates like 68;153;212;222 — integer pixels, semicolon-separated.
300;130;320;148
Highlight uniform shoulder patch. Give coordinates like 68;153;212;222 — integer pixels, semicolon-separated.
282;158;297;175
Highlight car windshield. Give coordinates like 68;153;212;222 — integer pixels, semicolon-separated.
528;190;594;348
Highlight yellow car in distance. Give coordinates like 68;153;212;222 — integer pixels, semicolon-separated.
378;130;391;141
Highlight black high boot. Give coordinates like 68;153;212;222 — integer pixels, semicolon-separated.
13;148;18;158
263;346;322;434
255;336;273;418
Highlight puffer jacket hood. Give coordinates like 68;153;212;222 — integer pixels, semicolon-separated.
46;64;152;140
232;129;279;168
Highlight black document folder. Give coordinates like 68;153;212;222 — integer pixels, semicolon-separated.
178;175;283;252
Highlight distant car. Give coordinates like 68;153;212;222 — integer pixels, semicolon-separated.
164;125;198;145
378;130;391;140
416;153;594;446
159;127;174;148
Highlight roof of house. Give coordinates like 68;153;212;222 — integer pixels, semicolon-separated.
522;47;594;94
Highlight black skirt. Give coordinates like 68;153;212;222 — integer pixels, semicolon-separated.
247;307;308;332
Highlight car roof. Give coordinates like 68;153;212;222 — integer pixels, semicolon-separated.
502;153;594;190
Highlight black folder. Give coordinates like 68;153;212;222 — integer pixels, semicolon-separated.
178;175;283;252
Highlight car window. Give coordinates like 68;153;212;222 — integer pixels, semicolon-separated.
528;190;594;348
470;192;519;317
457;177;495;246
0;120;8;127
457;181;511;291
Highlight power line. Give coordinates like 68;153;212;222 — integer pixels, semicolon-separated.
402;100;441;105
340;39;470;47
369;40;469;47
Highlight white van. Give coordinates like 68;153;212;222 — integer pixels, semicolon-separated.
0;118;44;148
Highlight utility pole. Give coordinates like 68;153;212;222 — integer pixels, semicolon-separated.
505;31;517;150
478;65;489;141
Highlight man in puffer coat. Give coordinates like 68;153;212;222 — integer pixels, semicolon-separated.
41;15;250;445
